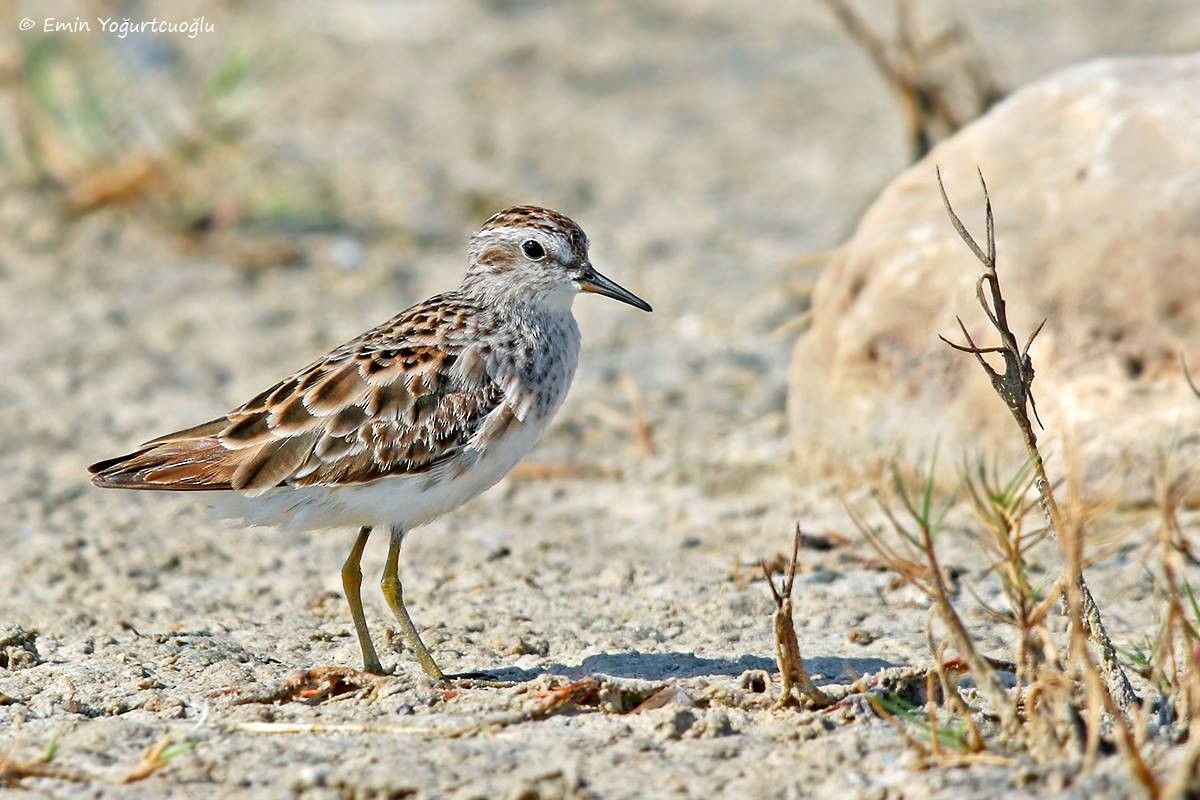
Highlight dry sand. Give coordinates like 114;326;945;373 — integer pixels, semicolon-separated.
2;1;1197;797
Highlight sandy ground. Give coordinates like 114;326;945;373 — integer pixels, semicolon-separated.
2;2;1199;797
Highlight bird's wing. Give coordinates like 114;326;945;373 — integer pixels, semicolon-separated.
88;294;519;495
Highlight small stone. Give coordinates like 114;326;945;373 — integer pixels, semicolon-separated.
294;765;328;789
685;709;736;739
800;570;839;586
662;708;697;740
630;684;697;713
737;670;769;694
507;637;549;656
847;628;878;645
486;545;512;561
0;626;41;670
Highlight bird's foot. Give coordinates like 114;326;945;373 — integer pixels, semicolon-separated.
362;658;393;676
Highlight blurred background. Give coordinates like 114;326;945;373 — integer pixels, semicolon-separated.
2;0;1196;524
1;2;1199;795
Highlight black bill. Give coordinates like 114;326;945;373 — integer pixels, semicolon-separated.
579;268;652;312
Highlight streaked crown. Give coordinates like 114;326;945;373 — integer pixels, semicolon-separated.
478;206;589;253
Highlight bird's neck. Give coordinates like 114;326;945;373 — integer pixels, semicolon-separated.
458;277;577;320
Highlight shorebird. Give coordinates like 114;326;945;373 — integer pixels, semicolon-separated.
89;206;651;679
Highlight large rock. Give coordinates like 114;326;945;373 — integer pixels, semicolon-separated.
789;54;1200;500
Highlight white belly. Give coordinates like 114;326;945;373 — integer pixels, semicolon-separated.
205;413;548;532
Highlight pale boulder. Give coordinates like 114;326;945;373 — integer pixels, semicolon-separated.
789;54;1200;498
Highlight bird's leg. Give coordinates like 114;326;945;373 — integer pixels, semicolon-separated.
341;526;384;674
381;525;447;681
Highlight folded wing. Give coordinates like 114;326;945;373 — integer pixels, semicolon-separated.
89;296;510;496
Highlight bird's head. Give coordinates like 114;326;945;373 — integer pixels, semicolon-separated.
463;206;651;313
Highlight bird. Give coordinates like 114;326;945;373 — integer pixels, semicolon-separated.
88;205;651;679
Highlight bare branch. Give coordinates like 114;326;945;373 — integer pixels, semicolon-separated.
784;525;801;597
764;525;832;710
978;166;995;266
936;168;1138;711
819;1;1003;160
939;336;1005;356
936;166;992;268
976;274;1002;330
1022;318;1047;360
759;559;783;605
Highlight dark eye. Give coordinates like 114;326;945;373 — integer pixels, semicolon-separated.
521;240;545;260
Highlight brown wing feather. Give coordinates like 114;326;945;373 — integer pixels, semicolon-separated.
88;293;508;495
89;439;241;491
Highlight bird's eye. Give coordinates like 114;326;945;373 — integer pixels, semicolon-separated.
521;240;546;261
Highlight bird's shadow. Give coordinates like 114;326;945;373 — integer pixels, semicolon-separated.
480;651;898;685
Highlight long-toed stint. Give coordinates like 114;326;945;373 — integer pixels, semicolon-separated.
89;206;651;679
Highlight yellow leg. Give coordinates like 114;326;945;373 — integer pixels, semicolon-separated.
341;526;384;674
380;526;446;680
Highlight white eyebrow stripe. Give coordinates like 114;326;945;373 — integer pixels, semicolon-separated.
478;226;573;257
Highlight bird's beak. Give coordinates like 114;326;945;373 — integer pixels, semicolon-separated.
579;267;652;312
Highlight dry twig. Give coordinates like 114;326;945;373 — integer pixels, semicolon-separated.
620;373;656;457
761;526;832;709
817;0;1003;159
228;721;437;736
231;666;393;706
121;736;194;784
935;167;1138;712
0;756;92;788
446;678;601;738
927;623;984;752
509;462;618;480
1182;355;1200;401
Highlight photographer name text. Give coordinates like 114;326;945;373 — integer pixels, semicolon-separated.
21;16;215;39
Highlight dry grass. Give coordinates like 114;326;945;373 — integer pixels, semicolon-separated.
0;32;340;267
0;732;193;790
840;171;1200;796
